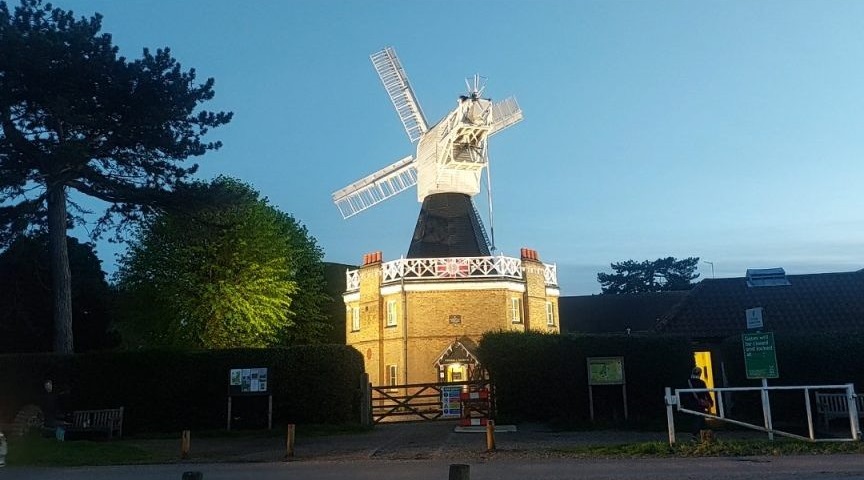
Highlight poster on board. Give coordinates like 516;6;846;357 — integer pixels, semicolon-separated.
229;367;270;395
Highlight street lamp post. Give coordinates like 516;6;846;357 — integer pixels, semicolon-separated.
703;261;715;279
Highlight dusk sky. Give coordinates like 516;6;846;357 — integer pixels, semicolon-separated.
60;0;864;295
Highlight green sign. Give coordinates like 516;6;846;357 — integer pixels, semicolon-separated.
742;332;779;379
587;357;625;385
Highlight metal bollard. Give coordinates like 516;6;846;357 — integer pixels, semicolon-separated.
181;472;203;480
486;420;495;451
449;464;470;480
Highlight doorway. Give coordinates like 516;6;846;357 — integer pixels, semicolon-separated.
693;350;716;413
445;363;467;382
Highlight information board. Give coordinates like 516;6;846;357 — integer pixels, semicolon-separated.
229;367;270;395
742;332;779;379
587;357;625;385
441;386;462;418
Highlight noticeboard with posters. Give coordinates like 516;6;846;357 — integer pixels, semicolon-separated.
229;367;270;395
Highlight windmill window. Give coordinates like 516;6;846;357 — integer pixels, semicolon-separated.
387;364;398;387
351;307;360;332
386;300;398;327
510;297;523;324
546;301;555;326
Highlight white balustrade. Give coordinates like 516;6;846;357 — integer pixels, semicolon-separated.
344;255;558;292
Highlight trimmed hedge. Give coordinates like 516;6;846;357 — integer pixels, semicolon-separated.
0;345;365;433
478;331;693;426
718;332;864;423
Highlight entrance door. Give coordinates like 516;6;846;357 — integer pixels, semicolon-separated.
445;364;467;382
693;351;715;413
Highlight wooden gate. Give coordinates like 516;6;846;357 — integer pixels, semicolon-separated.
369;380;492;424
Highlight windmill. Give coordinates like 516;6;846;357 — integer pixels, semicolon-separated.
332;47;523;258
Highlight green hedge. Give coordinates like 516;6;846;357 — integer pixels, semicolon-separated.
477;331;693;426
0;345;365;433
718;332;864;423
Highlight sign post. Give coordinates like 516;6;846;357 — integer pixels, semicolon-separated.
743;308;779;440
586;357;627;421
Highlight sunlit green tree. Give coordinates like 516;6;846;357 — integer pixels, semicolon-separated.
114;177;330;349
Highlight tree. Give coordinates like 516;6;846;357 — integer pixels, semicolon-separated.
597;257;700;294
0;234;117;353
0;0;231;353
114;177;331;349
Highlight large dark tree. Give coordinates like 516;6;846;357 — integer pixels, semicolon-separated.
0;1;231;352
114;177;331;349
0;234;116;353
597;257;700;294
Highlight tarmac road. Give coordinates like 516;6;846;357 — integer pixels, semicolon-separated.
3;455;864;480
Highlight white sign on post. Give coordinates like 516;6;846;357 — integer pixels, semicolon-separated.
746;307;764;330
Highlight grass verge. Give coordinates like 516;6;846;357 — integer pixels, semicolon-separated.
6;434;166;466
550;439;864;457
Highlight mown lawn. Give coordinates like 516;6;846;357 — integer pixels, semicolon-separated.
6;434;168;466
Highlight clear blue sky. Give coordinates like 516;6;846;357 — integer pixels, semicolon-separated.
58;0;864;295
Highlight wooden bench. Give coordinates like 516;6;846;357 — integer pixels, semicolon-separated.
815;393;863;430
66;407;124;439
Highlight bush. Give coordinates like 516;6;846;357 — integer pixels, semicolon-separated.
0;345;364;433
478;331;692;426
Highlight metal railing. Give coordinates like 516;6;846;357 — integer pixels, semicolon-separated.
664;383;861;444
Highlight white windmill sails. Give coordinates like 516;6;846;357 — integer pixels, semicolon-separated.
332;46;523;219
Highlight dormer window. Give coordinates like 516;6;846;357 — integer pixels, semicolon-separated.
746;268;791;287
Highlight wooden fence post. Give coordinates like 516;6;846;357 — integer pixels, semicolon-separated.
486;420;495;451
360;373;372;427
285;424;296;461
449;464;470;480
180;430;191;459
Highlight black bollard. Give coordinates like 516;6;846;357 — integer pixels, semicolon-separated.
449;464;470;480
182;472;203;480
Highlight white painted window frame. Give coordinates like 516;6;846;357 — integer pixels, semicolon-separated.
351;307;360;331
510;297;523;323
386;300;398;327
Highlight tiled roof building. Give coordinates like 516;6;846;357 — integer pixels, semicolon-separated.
655;269;864;340
560;291;688;334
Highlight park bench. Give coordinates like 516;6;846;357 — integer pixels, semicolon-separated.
66;407;124;439
815;393;863;431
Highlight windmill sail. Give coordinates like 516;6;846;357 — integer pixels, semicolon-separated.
332;156;418;219
371;47;428;143
488;97;523;136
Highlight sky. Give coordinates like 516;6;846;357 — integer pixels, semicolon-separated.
53;0;864;295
